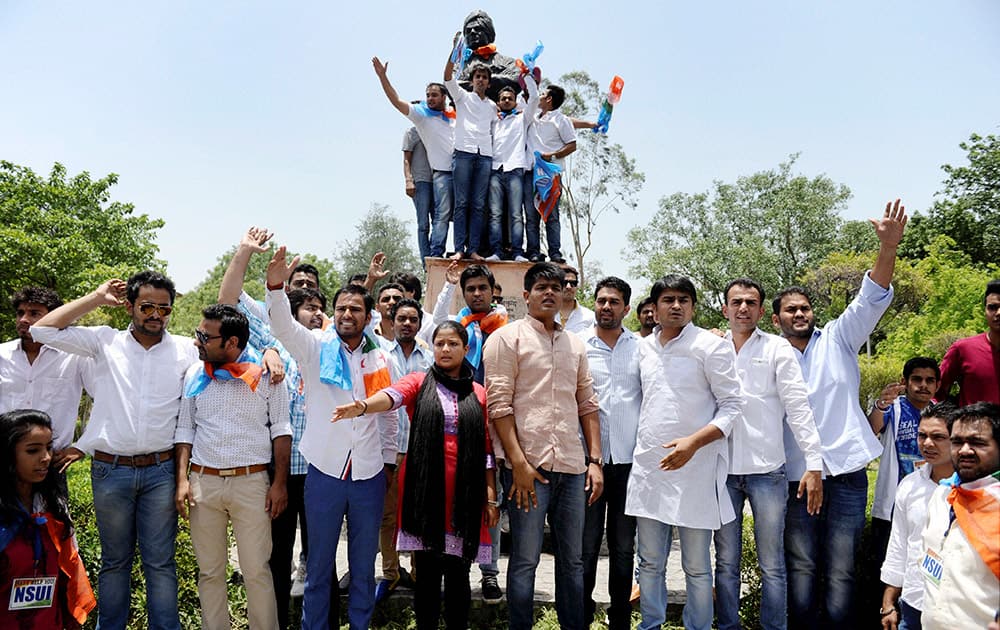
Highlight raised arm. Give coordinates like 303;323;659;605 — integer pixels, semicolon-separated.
372;56;410;116
35;279;127;330
869;199;907;289
219;226;272;304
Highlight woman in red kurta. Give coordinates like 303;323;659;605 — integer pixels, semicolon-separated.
334;321;499;630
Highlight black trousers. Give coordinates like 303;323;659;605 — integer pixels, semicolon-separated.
582;462;636;630
413;549;472;630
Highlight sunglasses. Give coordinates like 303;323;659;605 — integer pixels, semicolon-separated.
137;303;172;317
194;330;223;345
564;280;579;288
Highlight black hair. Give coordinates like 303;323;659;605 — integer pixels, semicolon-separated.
772;286;812;315
523;262;565;291
348;273;368;286
469;63;492;80
497;86;516;99
724;278;766;305
11;287;62;312
985;279;1000;305
201;304;250;350
948;402;1000;446
903;356;940;381
0;409;73;538
460;265;495;291
332;283;374;313
377;283;406;299
288;288;326;317
493;283;503;293
561;265;580;278
638;296;655;312
433;320;469;345
291;263;320;286
546;85;566;109
391;298;424;324
594;276;632;304
389;272;423;301
650;274;697;304
921;401;957;422
126;270;176;305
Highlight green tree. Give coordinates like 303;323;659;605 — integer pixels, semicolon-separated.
900;132;1000;264
337;203;420;281
170;246;339;336
627;156;851;327
0;161;163;338
555;71;645;286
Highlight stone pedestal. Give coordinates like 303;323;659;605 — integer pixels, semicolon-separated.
423;258;533;321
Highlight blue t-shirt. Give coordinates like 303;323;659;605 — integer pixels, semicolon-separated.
885;397;922;480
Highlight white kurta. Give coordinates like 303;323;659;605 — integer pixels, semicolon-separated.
625;323;744;530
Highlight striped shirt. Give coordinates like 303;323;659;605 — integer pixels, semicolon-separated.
579;327;642;464
380;336;433;454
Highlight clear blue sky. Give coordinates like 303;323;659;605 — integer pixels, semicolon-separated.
3;1;998;293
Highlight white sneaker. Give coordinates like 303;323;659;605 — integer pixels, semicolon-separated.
290;563;307;598
514;255;529;263
485;254;501;262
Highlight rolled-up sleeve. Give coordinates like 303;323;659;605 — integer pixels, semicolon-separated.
574;352;600;418
484;332;517;421
267;381;292;440
174;388;197;445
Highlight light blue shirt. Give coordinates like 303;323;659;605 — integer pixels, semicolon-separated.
581;327;642;464
380;336;433;454
782;272;892;481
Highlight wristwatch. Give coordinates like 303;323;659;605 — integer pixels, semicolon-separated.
587;456;603;467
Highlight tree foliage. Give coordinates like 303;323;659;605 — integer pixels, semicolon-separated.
337;203;420;281
0;161;163;338
627;155;851;327
900;132;1000;265
556;71;645;286
170;245;340;336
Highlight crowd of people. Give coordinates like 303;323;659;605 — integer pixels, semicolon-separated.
1;190;999;630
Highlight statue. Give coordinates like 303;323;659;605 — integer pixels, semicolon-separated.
457;10;521;101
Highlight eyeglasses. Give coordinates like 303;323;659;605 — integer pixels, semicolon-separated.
138;303;172;317
564;280;579;288
194;330;223;345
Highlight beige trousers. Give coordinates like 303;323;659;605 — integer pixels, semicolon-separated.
189;470;278;630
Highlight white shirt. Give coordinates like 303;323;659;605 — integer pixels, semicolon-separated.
726;328;822;475
0;340;89;450
580;328;642;464
29;324;197;455
406;106;455;172
879;464;942;611
444;77;496;156
491;75;538;171
266;289;397;480
625;323;744;529
525;108;576;169
920;476;1000;629
559;303;596;335
175;366;291;469
782;272;892;481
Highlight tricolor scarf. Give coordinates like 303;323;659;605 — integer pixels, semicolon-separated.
319;330;392;396
533;150;562;223
940;470;1000;579
183;347;263;398
458;304;508;369
472;44;497;57
412;102;456;122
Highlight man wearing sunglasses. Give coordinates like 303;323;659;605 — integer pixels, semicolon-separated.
31;270;198;630
557;265;595;335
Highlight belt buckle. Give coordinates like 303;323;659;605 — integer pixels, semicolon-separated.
218;468;237;477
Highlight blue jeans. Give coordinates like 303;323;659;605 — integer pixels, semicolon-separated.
714;469;789;630
636;519;713;630
91;457;179;630
302;465;384;630
522;170;562;259
451;150;491;255
411;180;434;264
430;171;453;257
488;168;524;257
898;597;922;630
501;467;586;630
583;462;635;630
785;468;867;629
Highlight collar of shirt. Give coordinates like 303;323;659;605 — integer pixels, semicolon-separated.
523;313;563;335
651;321;695;349
584;326;636;351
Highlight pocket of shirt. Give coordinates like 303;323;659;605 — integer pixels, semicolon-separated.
742;358;771;395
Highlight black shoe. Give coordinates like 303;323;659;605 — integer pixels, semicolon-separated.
549;255;566;264
396;567;416;590
481;575;503;603
528;254;546;262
